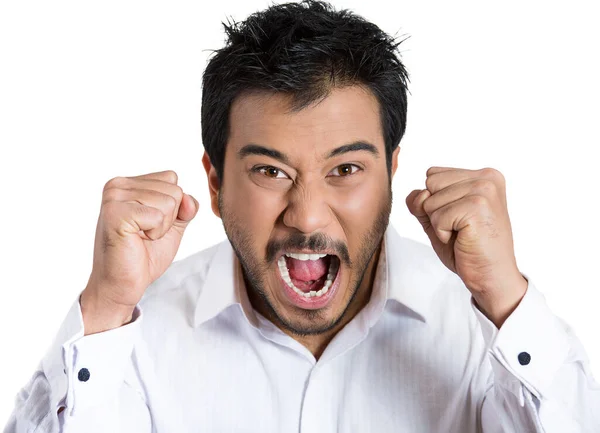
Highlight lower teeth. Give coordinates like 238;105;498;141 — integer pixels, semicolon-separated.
277;256;338;298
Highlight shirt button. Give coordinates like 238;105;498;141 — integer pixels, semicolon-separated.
78;368;91;382
518;352;531;365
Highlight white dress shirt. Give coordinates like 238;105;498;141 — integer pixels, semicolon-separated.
4;224;600;432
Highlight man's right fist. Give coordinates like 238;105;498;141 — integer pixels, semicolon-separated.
80;170;199;335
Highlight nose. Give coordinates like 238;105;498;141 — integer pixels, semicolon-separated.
282;183;332;235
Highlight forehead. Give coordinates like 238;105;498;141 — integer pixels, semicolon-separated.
227;85;384;159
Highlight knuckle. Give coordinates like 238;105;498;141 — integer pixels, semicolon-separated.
422;198;434;215
425;176;435;192
481;167;503;182
469;195;488;207
165;170;178;184
138;204;163;223
473;178;495;194
165;194;178;209
154;208;166;223
494;170;505;184
104;176;126;191
102;187;123;203
172;185;184;203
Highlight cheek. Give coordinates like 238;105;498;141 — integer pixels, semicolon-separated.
330;176;387;226
223;175;285;240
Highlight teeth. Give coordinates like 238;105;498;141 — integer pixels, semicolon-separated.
277;256;338;299
284;252;328;261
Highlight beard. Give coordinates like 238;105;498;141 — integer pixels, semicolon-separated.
218;187;392;336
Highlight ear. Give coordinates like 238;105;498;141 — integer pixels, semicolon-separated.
202;151;221;218
391;146;400;178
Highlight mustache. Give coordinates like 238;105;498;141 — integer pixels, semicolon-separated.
266;232;351;266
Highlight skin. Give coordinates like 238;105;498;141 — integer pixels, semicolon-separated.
69;87;526;416
406;168;528;328
202;85;528;359
202;85;400;358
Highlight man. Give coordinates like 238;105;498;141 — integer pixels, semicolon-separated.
5;0;599;431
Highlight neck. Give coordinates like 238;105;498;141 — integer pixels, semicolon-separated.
249;244;382;360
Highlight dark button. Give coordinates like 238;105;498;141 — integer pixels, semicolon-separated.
518;352;531;366
63;368;66;374
78;368;90;382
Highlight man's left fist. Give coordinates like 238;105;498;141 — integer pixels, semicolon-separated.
406;166;528;328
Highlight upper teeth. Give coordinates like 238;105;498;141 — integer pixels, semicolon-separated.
277;255;339;298
284;252;328;261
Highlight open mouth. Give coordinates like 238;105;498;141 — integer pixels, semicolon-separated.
277;252;340;298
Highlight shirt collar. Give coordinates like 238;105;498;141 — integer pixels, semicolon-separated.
194;223;445;328
193;239;259;328
383;223;446;322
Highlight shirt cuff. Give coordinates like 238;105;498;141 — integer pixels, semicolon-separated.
41;292;143;416
471;271;571;401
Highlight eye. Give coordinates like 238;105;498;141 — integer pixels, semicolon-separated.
253;165;290;179
328;163;361;177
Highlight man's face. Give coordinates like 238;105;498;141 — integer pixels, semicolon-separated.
210;85;397;336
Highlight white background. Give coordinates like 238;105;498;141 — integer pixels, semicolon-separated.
1;0;598;424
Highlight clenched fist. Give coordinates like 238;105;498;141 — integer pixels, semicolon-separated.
80;170;199;335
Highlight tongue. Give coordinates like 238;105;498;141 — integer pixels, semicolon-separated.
286;256;329;281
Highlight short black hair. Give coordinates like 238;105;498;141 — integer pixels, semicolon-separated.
201;0;409;182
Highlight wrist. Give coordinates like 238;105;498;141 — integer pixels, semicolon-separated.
472;274;528;329
80;289;135;335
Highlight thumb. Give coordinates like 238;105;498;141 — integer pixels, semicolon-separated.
406;189;431;227
174;193;199;228
406;188;441;243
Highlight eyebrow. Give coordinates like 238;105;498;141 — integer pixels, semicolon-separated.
238;140;379;164
238;144;291;165
326;141;379;159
